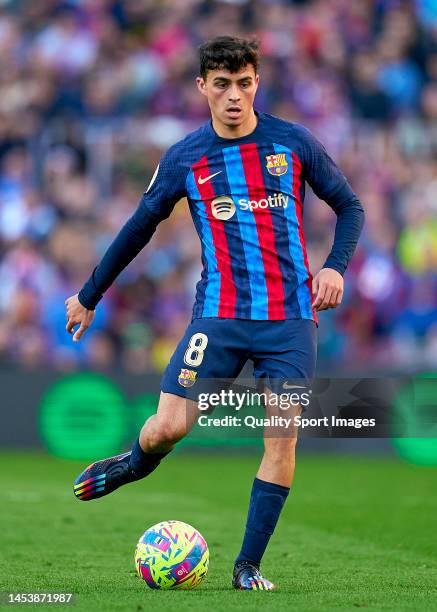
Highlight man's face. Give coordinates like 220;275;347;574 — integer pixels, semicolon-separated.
196;65;259;128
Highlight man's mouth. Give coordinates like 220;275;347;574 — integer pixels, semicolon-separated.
226;107;242;118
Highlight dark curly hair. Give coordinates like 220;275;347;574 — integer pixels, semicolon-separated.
199;36;259;79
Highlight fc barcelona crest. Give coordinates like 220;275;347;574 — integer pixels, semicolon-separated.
266;153;288;176
178;368;197;388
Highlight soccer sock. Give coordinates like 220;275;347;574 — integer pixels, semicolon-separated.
129;438;170;478
235;477;290;567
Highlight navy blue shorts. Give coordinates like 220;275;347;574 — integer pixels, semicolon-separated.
160;318;317;399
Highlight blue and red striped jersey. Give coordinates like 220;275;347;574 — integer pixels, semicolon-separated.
79;112;364;320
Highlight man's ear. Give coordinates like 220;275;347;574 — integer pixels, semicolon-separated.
196;76;208;97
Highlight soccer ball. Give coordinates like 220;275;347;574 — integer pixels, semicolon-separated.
134;520;209;589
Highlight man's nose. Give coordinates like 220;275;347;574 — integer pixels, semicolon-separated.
228;85;240;101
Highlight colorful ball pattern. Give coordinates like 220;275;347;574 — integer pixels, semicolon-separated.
134;520;209;590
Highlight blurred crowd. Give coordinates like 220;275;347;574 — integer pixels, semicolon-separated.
0;0;436;375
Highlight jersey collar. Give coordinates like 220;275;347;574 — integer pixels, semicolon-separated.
207;110;264;145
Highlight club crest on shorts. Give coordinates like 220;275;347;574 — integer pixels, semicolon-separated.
178;368;197;388
266;153;288;176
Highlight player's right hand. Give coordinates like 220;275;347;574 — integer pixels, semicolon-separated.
65;294;95;342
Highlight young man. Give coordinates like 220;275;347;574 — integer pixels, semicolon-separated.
66;36;364;590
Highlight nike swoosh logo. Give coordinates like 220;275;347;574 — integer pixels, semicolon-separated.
198;171;222;184
283;382;307;390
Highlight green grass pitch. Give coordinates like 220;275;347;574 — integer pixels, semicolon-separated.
1;451;436;611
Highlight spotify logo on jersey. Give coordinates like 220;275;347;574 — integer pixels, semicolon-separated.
211;196;236;220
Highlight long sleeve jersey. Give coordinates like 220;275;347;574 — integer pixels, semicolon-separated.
79;112;365;321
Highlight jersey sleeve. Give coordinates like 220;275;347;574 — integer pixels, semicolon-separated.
294;124;351;203
136;145;188;220
294;124;365;275
78;147;187;310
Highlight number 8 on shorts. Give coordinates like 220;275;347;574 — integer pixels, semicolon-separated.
184;333;209;367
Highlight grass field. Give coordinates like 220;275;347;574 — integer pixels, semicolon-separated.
1;451;437;611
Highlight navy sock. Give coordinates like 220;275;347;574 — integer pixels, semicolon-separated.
235;477;290;567
129;438;170;478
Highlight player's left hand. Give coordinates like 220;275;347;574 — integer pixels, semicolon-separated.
311;268;344;312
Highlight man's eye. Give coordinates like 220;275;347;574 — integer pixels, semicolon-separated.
241;82;250;88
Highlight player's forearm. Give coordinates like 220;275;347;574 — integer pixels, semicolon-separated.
78;211;159;310
323;195;365;275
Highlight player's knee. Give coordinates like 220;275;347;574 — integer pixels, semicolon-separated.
264;437;297;463
151;418;186;447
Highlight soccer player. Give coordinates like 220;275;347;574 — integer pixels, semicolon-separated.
66;36;364;590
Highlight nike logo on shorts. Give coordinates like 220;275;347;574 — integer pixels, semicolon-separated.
283;382;306;389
